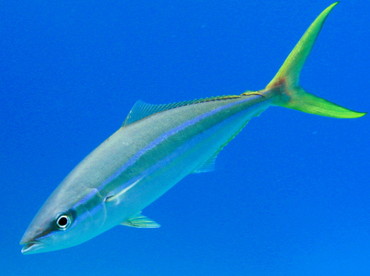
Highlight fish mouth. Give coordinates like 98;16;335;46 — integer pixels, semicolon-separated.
21;240;44;255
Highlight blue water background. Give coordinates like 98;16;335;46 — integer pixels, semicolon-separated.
1;1;369;275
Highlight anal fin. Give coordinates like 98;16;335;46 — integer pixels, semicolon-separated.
193;120;250;174
193;154;217;173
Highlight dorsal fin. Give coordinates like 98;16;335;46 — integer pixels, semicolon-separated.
122;95;241;126
123;100;179;126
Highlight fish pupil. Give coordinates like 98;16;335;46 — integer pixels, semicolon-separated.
56;215;70;229
58;217;67;226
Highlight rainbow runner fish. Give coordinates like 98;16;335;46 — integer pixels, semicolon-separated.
21;2;365;254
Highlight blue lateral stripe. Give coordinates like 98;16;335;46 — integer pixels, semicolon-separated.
97;96;255;193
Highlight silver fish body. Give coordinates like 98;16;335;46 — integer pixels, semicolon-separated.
21;3;366;254
21;93;271;254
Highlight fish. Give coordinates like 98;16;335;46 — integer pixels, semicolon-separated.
20;2;365;254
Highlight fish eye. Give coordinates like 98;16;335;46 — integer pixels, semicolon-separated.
56;214;72;230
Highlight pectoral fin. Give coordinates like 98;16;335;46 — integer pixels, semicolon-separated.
121;214;160;228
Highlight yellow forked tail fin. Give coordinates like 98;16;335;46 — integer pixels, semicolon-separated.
267;2;366;119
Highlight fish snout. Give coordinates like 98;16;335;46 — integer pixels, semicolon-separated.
21;240;44;255
20;224;48;254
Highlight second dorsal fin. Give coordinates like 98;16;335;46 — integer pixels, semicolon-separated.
122;100;182;126
122;95;241;126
